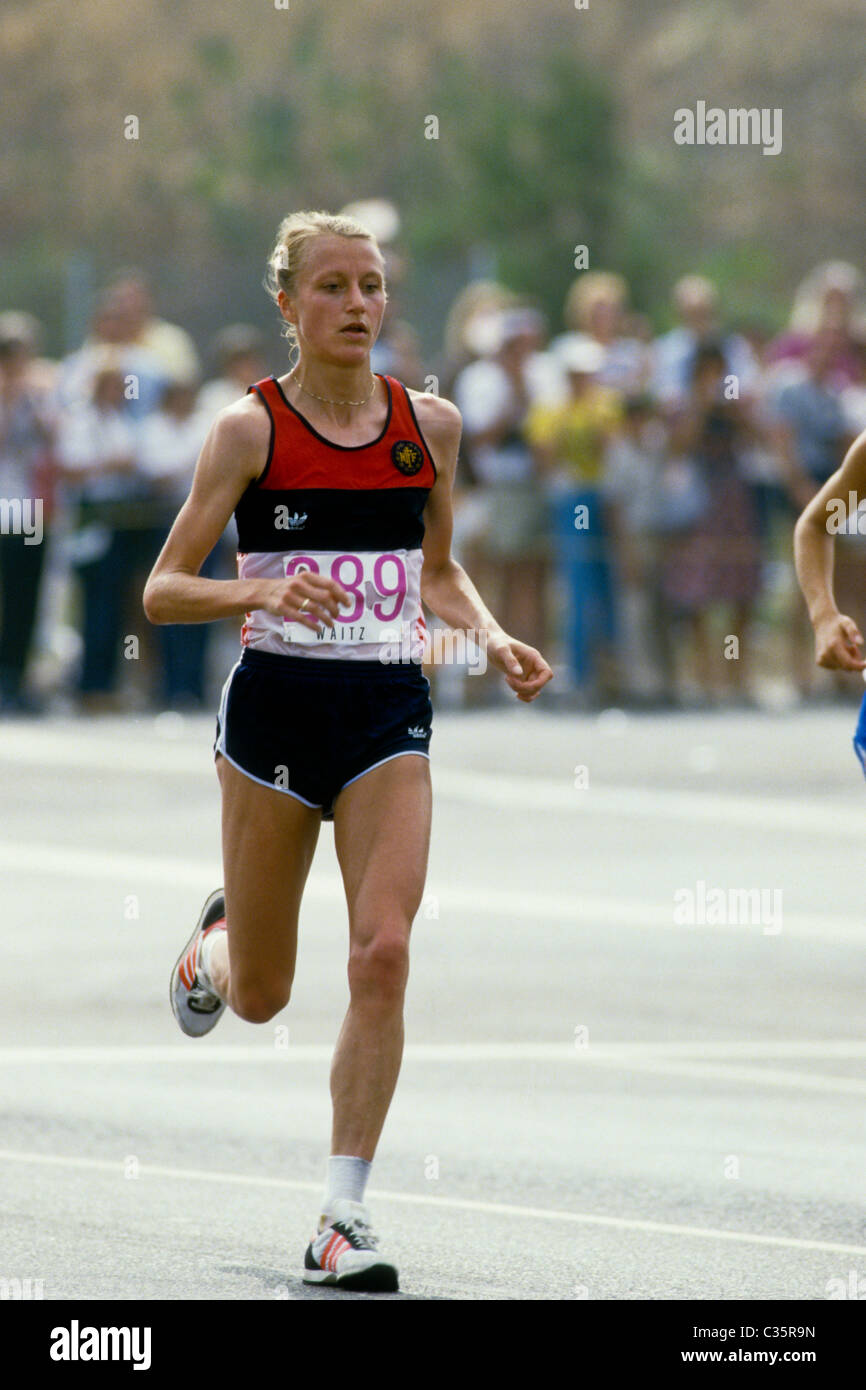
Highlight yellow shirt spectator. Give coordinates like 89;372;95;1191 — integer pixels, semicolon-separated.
526;386;623;487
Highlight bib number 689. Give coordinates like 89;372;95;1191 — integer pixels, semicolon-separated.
285;552;408;626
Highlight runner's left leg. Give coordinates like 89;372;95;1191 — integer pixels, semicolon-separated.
330;753;432;1160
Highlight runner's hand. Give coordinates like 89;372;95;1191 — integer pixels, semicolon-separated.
815;612;866;671
488;635;554;702
259;574;352;631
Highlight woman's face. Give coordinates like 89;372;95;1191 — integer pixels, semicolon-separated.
820;287;851;333
589;298;619;341
0;343;31;378
693;359;725;400
94;370;126;408
279;236;387;366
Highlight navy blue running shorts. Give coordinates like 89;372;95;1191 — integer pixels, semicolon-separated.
214;649;433;820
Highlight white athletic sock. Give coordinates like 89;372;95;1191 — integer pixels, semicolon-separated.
323;1155;372;1213
198;924;226;995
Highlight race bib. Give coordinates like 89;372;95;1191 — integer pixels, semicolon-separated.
282;549;410;645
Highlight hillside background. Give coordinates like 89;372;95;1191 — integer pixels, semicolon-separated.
2;0;865;362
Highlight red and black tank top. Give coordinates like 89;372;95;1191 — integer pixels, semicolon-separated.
235;374;437;660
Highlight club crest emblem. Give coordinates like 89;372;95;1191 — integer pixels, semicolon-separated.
391;440;424;476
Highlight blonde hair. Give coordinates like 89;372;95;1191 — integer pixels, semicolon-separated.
564;271;627;332
788;260;866;335
263;209;386;349
442;280;518;360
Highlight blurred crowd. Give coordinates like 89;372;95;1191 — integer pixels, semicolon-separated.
0;272;270;715
441;260;866;709
2;253;866;716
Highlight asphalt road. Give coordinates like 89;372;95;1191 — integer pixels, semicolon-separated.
1;697;865;1301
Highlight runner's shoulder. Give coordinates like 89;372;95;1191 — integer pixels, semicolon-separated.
406;388;462;463
206;392;272;481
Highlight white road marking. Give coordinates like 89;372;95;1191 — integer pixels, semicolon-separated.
580;1058;866;1096
0;1042;864;1095
0;841;221;887
0;838;861;944
0;1146;862;1256
0;1039;864;1059
435;767;864;840
0;722;862;837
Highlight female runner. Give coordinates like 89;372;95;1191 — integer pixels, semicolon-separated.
144;210;553;1291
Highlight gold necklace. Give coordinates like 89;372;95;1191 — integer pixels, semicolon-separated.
290;369;377;407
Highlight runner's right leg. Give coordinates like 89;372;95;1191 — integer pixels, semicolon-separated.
207;753;322;1022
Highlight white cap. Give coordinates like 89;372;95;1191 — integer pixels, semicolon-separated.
556;333;605;375
463;310;507;357
338;199;401;244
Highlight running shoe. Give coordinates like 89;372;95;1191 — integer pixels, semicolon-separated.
302;1199;399;1292
170;888;228;1037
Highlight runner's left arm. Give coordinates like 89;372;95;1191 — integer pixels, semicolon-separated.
417;395;553;702
794;427;866;670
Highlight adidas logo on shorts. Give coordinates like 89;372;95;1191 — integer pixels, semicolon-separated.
407;725;428;739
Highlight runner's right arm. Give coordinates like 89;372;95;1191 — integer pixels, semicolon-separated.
143;401;350;628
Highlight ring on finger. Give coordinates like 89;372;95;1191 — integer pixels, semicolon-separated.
300;598;311;613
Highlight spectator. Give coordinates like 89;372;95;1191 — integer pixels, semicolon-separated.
553;271;651;396
197;325;268;422
525;335;623;700
431;284;521;705
137;380;214;708
0;313;56;713
453;309;551;682
60;295;169;421
56;356;146;712
440;280;520;403
767;261;865;388
732;320;789;547
659;343;763;702
771;328;855;506
651;275;758;409
840;338;866;436
103;271;200;383
601;395;675;703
